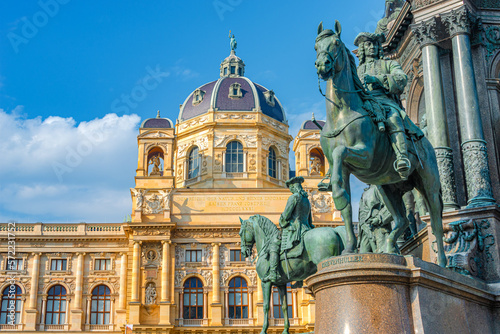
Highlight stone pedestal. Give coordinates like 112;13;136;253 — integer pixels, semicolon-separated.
129;302;141;324
159;302;172;325
210;303;223;326
305;254;499;334
24;309;38;331
70;309;84;331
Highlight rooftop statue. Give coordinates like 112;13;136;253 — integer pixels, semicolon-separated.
314;21;447;267
239;177;347;334
229;31;237;52
376;0;406;34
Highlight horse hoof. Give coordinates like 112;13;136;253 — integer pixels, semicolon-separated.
341;248;356;255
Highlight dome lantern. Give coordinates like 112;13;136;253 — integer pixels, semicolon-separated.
220;33;245;78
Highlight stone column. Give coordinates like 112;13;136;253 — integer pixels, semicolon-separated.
210;243;223;325
118;253;127;309
412;18;459;210
442;7;495;207
256;275;264;325
129;241;141;324
159;241;171;325
71;252;85;330
161;241;170;302
131;242;141;302
25;253;40;330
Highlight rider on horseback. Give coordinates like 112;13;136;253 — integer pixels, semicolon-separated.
354;32;424;180
263;176;315;282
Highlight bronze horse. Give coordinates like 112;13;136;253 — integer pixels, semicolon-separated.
239;215;347;334
314;21;447;267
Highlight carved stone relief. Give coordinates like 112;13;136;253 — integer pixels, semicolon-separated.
141;243;162;267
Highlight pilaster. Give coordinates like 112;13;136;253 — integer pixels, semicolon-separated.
70;252;85;331
210;242;223;326
159;241;172;325
25;253;40;331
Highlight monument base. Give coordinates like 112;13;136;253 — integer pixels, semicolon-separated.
304;254;500;334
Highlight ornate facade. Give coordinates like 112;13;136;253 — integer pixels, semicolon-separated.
0;48;338;334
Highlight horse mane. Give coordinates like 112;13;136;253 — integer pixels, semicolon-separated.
343;44;386;121
250;214;279;239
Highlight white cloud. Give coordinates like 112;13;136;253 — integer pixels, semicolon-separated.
0;108;140;223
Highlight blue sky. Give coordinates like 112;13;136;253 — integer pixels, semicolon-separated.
0;0;385;223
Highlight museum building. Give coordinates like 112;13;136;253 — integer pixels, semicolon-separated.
0;46;339;334
2;0;500;333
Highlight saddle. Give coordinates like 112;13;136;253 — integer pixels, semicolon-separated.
280;231;307;261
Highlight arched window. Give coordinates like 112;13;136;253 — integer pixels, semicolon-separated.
188;146;199;179
228;277;248;319
226;141;243;173
0;285;22;324
90;285;111;325
272;284;293;318
268;147;277;178
45;285;67;325
183;278;203;319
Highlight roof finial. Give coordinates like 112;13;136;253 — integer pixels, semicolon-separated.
229;30;237;54
156;110;161;118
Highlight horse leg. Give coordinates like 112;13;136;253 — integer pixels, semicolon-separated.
377;185;408;254
260;281;272;334
414;173;447;267
277;285;290;334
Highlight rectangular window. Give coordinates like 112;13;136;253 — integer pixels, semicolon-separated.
94;259;111;271
6;259;23;271
230;250;243;261
230;66;235;74
51;259;67;271
224;67;228;75
185;250;202;262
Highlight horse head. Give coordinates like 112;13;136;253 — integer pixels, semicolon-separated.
315;20;345;80
239;217;255;259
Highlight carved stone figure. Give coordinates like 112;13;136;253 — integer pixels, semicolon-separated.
131;188;146;210
375;0;405;34
309;155;322;175
149;155;162;176
145;283;157;305
358;185;393;253
314;21;446;267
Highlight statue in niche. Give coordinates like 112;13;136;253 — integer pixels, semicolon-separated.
309;155;323;175
149;155;162;176
145;283;157;305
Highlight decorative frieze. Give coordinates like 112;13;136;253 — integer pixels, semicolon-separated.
484;25;500;60
131;188;172;214
434;147;459;209
434;219;495;278
214;133;257;148
411;0;446;10
177;137;208;157
179;116;208;130
262;117;286;131
306;189;334;213
216;113;255;120
461;140;495;207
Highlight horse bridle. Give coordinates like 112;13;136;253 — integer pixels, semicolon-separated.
317;39;364;96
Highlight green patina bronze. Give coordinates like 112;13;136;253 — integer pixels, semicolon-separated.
314;21;447;267
239;177;346;334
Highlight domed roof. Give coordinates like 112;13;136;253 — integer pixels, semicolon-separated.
179;76;286;123
301;120;325;130
179;45;287;124
141;111;174;129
